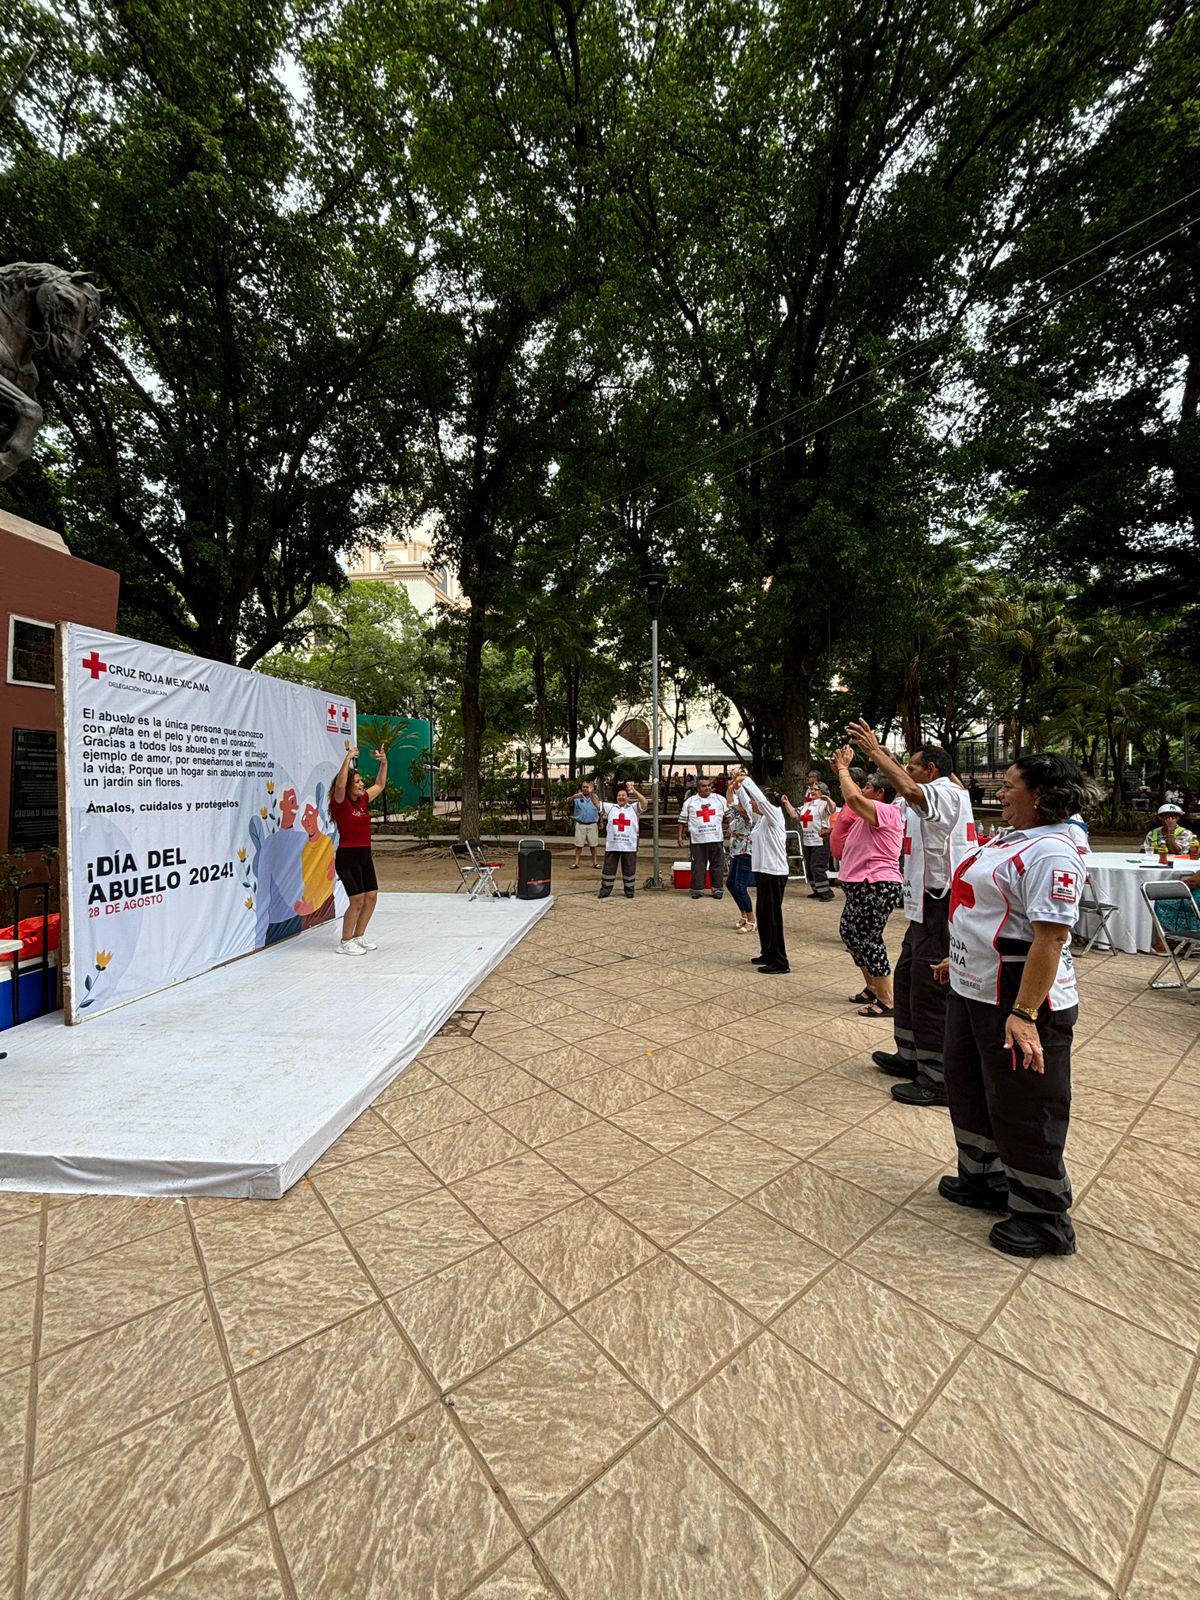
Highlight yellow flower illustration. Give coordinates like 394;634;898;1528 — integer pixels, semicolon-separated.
266;781;275;795
95;950;113;970
237;847;247;862
259;806;268;818
244;897;254;909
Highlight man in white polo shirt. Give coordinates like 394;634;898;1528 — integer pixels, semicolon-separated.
597;782;649;901
730;771;790;973
847;723;975;1107
677;774;727;899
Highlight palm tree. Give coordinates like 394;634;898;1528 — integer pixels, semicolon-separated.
974;589;1082;757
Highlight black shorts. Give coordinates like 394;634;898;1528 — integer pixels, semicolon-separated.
335;846;377;897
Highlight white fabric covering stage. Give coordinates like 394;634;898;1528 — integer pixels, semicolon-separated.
0;892;552;1199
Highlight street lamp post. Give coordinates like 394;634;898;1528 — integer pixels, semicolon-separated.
642;571;667;889
526;748;535;830
425;691;436;810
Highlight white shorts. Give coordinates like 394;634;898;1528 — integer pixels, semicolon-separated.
574;822;599;847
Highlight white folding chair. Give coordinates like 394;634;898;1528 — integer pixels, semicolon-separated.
1074;872;1120;955
784;828;807;883
452;838;504;900
1140;880;1200;1004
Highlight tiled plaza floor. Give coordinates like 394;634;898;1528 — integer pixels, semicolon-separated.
2;859;1199;1599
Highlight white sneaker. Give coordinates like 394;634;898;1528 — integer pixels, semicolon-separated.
354;937;378;951
337;939;366;956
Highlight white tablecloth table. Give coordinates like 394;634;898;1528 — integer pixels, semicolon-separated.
1082;852;1200;953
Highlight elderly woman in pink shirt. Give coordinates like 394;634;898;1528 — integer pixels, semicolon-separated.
829;745;906;1018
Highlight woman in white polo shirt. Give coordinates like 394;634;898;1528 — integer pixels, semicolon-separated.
933;752;1093;1258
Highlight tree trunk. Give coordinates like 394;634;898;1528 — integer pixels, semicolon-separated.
778;669;811;799
533;645;551;826
1155;730;1170;806
899;646;922;753
460;606;486;841
566;662;580;786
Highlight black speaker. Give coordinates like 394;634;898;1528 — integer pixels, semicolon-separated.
516;847;552;900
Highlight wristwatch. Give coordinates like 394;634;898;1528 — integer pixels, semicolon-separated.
1010;1003;1039;1023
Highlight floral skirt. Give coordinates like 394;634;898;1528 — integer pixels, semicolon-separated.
839;880;905;977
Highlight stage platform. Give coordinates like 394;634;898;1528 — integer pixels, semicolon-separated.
0;892;552;1199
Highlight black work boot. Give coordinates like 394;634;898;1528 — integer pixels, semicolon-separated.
988;1216;1076;1258
872;1050;916;1079
891;1079;949;1107
937;1175;1009;1213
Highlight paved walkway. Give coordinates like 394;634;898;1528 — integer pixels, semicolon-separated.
1;880;1198;1598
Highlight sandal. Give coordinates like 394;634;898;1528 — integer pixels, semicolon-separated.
858;1002;895;1018
569;864;580;870
848;989;873;1005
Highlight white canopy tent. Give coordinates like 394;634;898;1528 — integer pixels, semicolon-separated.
546;733;650;765
659;727;751;766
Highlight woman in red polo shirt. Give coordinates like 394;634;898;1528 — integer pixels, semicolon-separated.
329;745;387;955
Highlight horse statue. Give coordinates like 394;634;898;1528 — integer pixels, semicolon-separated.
0;262;101;481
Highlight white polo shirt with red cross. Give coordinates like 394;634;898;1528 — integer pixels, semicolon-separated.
899;777;978;922
798;791;833;845
602;800;641;853
679;792;727;844
946;824;1085;1009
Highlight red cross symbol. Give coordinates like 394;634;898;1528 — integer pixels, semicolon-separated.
696;804;716;823
948;860;976;919
1052;870;1078;897
328;703;336;717
800;809;813;826
82;651;107;680
612;812;631;832
341;708;350;722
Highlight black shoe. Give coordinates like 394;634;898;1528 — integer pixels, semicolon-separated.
988;1216;1076;1258
872;1050;916;1079
817;893;835;902
711;891;724;899
937;1175;1009;1213
751;955;768;964
891;1080;949;1107
690;891;702;899
807;892;822;899
758;963;790;974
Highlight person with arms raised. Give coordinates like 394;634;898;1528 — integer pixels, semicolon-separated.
729;771;790;973
828;750;906;1015
597;782;649;901
329;745;387;955
847;723;975;1107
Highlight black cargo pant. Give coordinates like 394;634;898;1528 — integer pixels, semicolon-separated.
893;891;950;1089
943;969;1076;1249
689;840;725;897
802;840;832;896
598;851;636;898
754;873;788;967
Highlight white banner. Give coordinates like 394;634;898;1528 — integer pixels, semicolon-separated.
61;624;355;1021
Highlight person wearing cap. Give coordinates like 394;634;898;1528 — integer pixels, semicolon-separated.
846;722;975;1107
932;751;1091;1258
1143;804;1196;857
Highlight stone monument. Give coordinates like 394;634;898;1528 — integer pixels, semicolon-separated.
0;262;101;480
